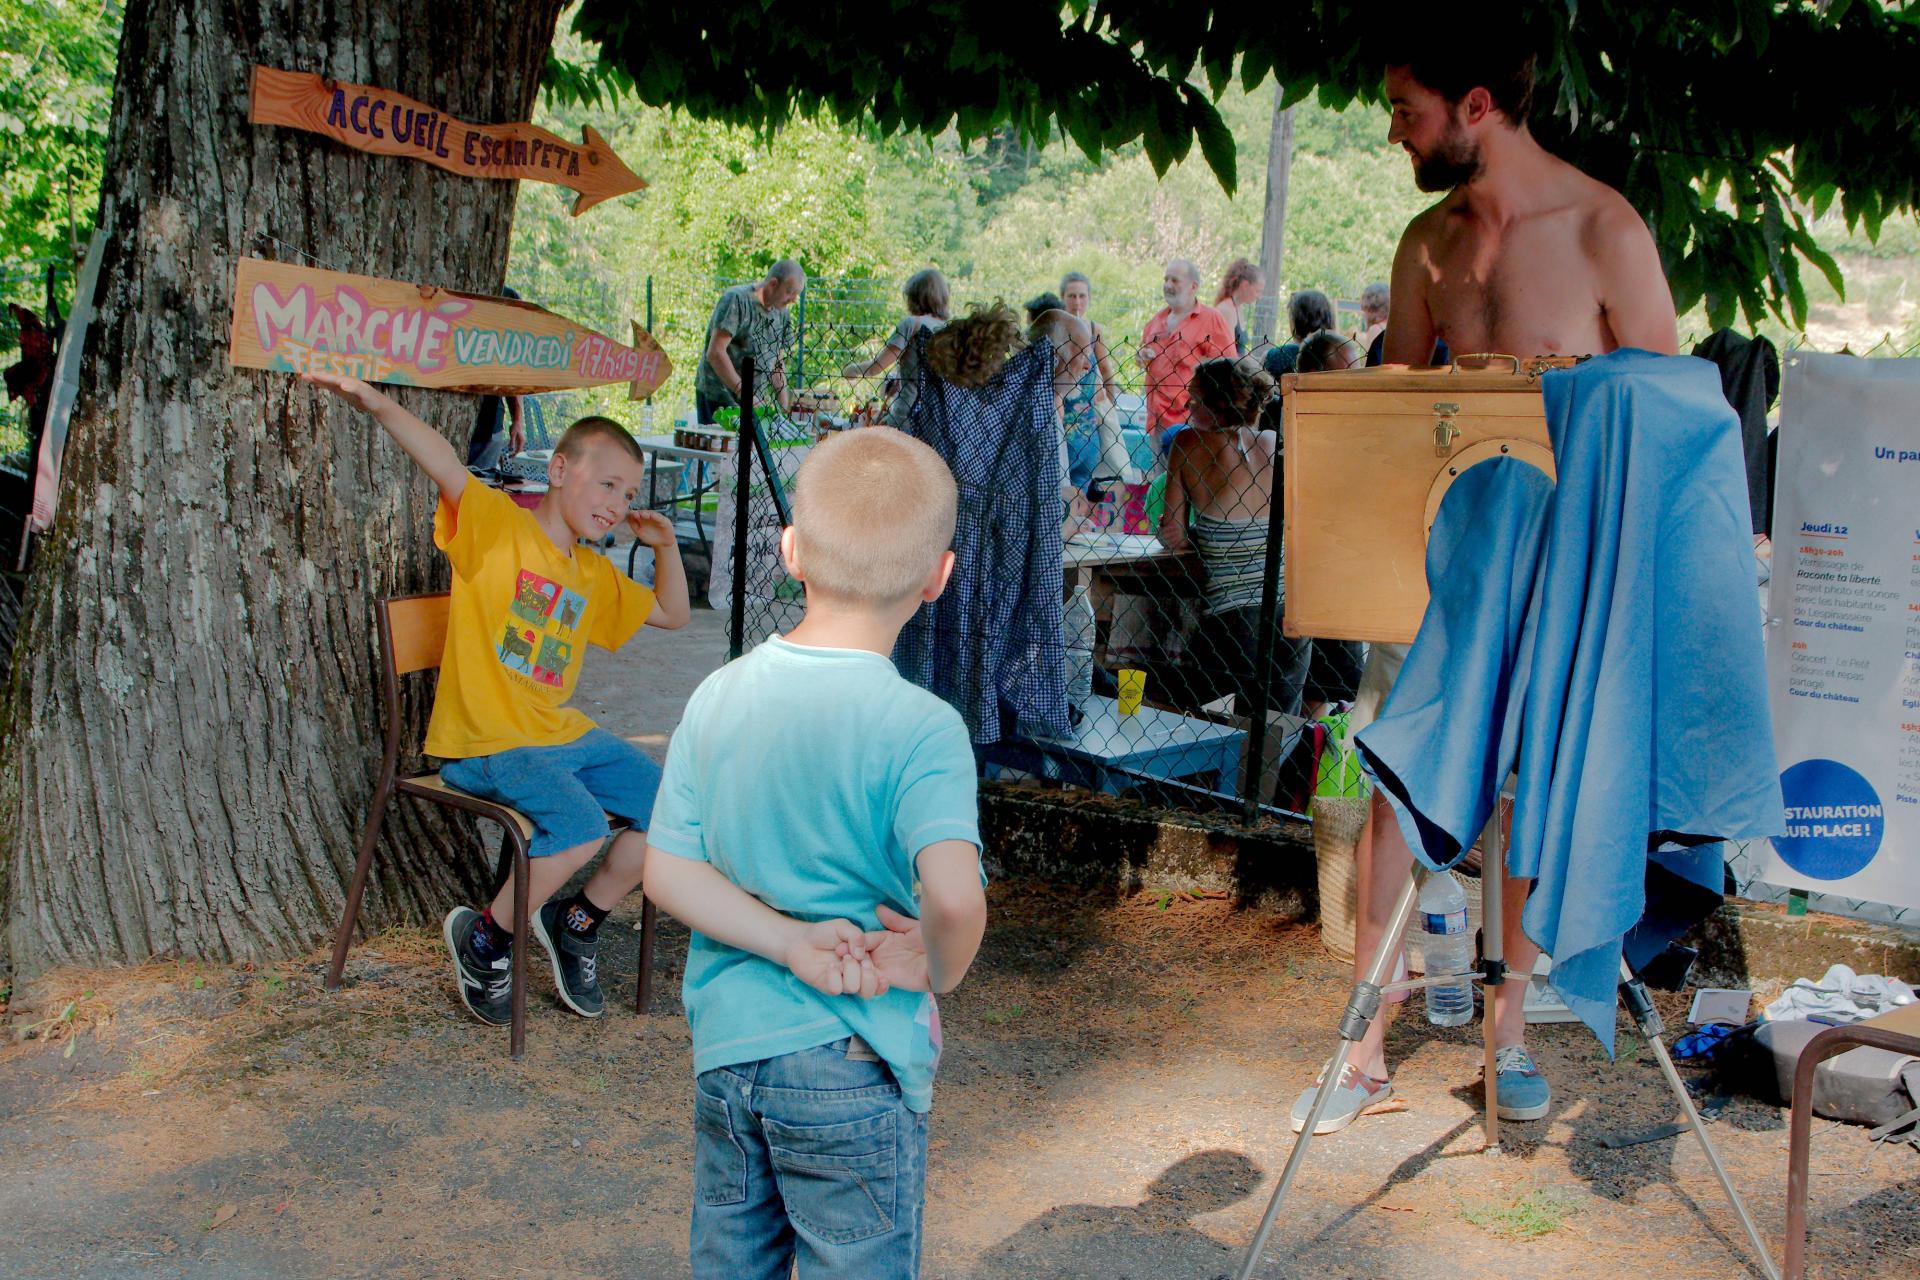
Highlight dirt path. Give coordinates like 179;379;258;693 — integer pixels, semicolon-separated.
4;607;1914;1278
4;882;1914;1280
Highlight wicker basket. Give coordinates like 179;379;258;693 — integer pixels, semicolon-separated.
1311;795;1368;960
1314;795;1487;969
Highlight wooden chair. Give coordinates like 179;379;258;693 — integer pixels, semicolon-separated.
324;592;659;1058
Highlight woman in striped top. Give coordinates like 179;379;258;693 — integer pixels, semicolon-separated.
1158;358;1309;717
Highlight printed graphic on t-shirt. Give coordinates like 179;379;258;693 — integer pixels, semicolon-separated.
496;569;586;688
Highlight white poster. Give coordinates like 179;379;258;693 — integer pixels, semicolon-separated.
1752;352;1920;911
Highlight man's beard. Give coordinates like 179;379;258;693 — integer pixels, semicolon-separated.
1411;124;1483;192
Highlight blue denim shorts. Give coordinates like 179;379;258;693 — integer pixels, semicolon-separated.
439;727;660;858
691;1040;929;1280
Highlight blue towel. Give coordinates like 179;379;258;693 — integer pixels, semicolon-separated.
1357;350;1784;1052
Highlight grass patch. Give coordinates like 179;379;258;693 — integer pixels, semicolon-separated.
1461;1188;1582;1240
980;1003;1027;1026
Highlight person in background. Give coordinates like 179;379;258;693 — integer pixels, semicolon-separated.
466;284;525;469
697;260;804;423
1059;271;1119;409
1138;259;1238;453
1029;290;1100;502
843;268;951;428
1157;358;1308;720
1263;289;1336;380
1298;330;1367;374
1291;330;1368;718
1356;280;1391;352
1212;258;1266;358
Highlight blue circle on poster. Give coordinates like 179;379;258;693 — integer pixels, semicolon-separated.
1774;759;1884;880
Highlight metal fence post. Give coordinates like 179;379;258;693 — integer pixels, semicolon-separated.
794;282;807;392
729;355;756;661
1240;480;1288;823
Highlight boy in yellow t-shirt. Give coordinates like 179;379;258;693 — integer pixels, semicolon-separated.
305;371;690;1027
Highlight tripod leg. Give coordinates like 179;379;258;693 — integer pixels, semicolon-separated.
1618;959;1780;1280
1236;873;1421;1280
1481;806;1506;1152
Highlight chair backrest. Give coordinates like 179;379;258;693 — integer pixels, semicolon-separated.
385;593;452;676
371;593;451;780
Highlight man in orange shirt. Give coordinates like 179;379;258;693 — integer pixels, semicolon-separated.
1137;258;1239;451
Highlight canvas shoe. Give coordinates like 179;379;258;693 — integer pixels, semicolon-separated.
443;906;513;1027
1492;1045;1552;1120
531;899;605;1018
1289;1061;1395;1134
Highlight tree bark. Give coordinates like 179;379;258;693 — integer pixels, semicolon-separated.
2;0;565;974
1252;98;1296;347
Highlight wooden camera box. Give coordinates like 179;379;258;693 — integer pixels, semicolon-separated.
1281;360;1567;644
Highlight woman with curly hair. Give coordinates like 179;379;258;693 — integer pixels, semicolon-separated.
1158;357;1309;719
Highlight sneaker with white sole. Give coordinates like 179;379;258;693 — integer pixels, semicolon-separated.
1492;1045;1552;1120
1289;1061;1394;1134
531;899;605;1018
444;907;513;1027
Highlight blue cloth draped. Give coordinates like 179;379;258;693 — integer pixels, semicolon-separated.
894;332;1068;744
1356;350;1784;1051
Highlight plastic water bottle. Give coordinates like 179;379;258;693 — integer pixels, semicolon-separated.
1064;585;1095;716
1420;871;1474;1027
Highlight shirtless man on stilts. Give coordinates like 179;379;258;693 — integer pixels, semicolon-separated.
1291;31;1680;1134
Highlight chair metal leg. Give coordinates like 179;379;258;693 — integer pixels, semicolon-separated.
489;826;515;899
635;896;658;1015
326;783;393;991
510;835;530;1060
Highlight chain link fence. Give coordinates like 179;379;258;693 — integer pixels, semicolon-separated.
702;301;1365;823
681;296;1919;933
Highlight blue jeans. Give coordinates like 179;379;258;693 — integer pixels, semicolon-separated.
691;1040;929;1280
439;727;660;858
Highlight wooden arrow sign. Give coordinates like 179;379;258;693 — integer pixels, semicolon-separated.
248;66;645;215
228;258;671;398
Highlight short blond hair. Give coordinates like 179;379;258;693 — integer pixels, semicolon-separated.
791;428;958;605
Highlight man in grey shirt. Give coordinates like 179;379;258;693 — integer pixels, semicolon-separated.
696;260;804;422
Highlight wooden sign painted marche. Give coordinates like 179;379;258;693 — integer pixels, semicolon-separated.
248;66;645;215
228;258;670;399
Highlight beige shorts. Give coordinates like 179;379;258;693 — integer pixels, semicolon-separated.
1347;641;1409;737
1348;640;1516;801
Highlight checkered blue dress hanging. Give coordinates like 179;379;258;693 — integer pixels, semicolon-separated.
893;332;1068;744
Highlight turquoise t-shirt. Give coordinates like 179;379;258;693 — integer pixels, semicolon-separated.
647;636;982;1112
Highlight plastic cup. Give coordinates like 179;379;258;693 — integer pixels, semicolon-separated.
1117;669;1146;715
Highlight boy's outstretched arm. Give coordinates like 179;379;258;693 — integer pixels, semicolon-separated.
303;372;468;506
628;510;691;629
644;845;885;998
866;840;987;995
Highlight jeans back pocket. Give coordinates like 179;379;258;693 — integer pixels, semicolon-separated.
693;1084;749;1207
762;1110;898;1245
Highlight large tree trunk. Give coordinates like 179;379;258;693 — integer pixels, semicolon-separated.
1252;98;1296;346
1;0;565;974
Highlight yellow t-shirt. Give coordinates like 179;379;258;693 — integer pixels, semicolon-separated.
424;483;655;759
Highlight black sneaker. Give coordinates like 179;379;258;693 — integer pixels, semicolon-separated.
531;899;605;1018
443;907;513;1026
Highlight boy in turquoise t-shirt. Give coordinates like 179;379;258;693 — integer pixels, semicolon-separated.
644;427;987;1279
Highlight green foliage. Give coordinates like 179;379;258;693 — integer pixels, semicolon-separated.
0;0;117;281
0;1;118;452
564;2;1238;189
564;1;1920;330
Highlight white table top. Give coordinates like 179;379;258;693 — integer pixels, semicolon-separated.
634;433;731;462
1063;531;1189;571
1030;694;1243;761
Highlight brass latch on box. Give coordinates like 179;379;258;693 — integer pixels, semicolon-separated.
1433;402;1461;455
